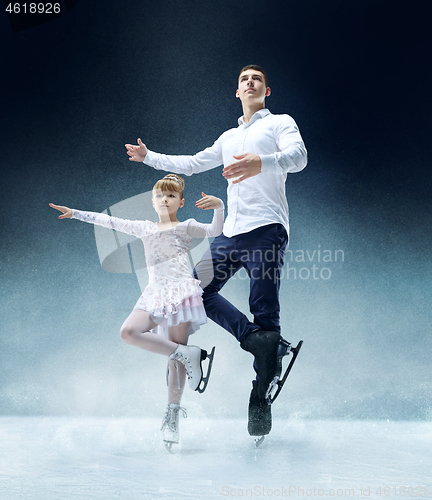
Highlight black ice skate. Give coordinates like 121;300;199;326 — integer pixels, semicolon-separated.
265;340;303;404
248;380;271;447
241;330;303;404
240;329;283;399
169;344;216;393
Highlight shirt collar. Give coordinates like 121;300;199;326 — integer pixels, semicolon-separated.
238;108;270;126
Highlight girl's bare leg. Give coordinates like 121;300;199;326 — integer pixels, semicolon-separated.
167;322;191;405
120;309;179;356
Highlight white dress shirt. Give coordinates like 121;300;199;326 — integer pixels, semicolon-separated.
144;109;307;238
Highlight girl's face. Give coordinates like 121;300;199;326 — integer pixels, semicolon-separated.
152;189;184;218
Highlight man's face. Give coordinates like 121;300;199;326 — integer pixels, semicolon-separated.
236;70;270;104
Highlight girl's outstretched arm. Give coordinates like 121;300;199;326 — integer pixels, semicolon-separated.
49;203;73;219
50;203;150;238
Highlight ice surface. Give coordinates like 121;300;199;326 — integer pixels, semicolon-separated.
1;417;431;500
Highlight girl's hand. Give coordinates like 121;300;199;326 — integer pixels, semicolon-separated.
195;193;222;210
49;203;73;219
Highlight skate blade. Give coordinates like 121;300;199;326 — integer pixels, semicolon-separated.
265;341;303;404
254;436;265;447
164;441;180;454
196;346;216;393
263;338;294;402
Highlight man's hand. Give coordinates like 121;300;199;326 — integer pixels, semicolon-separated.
222;153;262;184
125;138;148;162
49;203;73;219
195;193;222;210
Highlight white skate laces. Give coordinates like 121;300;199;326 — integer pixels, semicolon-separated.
161;403;187;451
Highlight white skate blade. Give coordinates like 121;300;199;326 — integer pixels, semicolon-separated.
164;441;180;454
254;436;265;447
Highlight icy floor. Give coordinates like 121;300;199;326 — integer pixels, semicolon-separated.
0;418;431;500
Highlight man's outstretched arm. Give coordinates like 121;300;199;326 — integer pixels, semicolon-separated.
125;138;223;176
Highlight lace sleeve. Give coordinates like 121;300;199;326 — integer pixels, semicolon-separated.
185;201;225;238
72;210;149;238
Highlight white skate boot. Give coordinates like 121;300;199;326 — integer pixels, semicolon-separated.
169;344;215;393
161;403;187;453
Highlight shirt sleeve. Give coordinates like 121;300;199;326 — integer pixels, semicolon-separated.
143;138;223;176
259;115;308;175
185;201;225;238
71;210;149;238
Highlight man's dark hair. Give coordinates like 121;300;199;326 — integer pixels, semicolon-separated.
239;65;269;88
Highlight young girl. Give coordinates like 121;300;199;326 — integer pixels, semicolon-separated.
50;174;224;452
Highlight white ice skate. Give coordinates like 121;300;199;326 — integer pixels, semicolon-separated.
169;344;215;393
161;403;187;453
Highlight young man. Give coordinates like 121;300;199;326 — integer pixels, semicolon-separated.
125;65;307;438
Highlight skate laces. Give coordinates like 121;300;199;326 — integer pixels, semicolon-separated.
161;404;187;432
170;350;193;389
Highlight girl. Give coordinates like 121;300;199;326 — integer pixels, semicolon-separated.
50;173;224;452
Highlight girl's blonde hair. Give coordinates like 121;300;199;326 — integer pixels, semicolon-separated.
153;174;185;199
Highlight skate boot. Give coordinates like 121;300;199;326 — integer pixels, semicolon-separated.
169;344;216;393
240;329;287;399
161;403;187;453
248;380;271;446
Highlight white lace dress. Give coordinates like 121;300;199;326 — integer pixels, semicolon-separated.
72;203;224;337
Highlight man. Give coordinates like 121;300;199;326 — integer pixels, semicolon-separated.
125;65;307;439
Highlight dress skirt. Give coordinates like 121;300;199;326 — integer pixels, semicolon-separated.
134;290;207;338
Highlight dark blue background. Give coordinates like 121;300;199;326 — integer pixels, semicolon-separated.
0;0;431;419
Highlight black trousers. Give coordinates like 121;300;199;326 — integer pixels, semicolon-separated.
194;223;288;344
